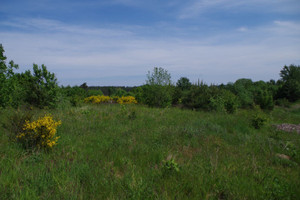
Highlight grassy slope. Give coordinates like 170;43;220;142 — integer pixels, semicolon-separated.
0;104;300;199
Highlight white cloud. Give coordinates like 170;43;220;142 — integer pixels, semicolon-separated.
178;0;300;19
1;18;300;86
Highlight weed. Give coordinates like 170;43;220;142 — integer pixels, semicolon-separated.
162;155;180;174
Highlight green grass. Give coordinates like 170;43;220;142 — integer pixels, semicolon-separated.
0;104;300;199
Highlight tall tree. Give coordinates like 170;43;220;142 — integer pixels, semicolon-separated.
146;67;171;86
277;64;300;102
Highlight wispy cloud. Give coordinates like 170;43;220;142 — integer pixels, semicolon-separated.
178;0;300;19
1;17;299;86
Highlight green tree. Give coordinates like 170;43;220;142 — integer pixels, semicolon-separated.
143;67;173;107
0;44;23;108
231;78;255;108
277;64;300;102
20;64;59;108
146;67;171;86
182;82;211;110
176;77;191;90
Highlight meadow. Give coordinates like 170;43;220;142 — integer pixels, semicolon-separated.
1;102;300;200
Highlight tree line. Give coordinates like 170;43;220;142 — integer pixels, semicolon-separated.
1;44;299;111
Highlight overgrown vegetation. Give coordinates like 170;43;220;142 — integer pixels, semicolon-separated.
1;43;300;199
1;103;300;199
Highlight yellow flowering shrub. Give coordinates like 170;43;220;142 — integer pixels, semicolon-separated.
84;95;137;104
84;95;112;104
16;115;61;149
117;96;138;104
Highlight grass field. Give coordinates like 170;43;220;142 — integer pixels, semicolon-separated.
1;103;300;199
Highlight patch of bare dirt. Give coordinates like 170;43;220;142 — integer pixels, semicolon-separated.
273;124;300;134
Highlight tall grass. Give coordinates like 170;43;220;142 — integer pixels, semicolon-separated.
0;104;299;199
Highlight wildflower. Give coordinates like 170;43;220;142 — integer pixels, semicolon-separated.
16;115;61;149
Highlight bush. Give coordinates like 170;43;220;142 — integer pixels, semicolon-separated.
275;98;291;108
84;95;112;104
117;96;137;104
132;87;145;103
254;89;274;110
142;85;173;108
2;109;33;140
209;89;239;113
142;67;173;108
16;115;61;149
230;79;255;108
182;83;211;110
19;64;59;108
251;112;268;129
87;89;103;97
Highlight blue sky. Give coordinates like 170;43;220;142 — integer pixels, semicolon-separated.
1;0;300;86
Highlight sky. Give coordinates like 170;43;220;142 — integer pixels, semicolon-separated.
0;0;300;86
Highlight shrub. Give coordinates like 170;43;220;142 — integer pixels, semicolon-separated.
143;85;173;108
209;89;239;113
182;83;211;110
2;109;33;140
117;96;137;104
275;98;291;108
231;79;255;108
84;95;112;104
251;112;268;129
254;89;274;110
87;89;103;97
142;67;173;108
132;87;145;103
19;64;59;108
16;115;61;149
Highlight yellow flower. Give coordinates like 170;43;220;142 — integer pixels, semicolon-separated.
16;114;61;149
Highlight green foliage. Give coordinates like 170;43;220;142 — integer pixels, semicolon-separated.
2;109;33;140
264;177;291;200
182;83;211;110
176;77;191;90
132;87;144;103
146;67;171;86
111;88;127;97
277;64;300;102
209;89;239;113
0;45;60;109
231;79;255;108
87;89;103;97
162;156;180;174
20;64;59;108
254;89;274;110
16;115;61;150
143;67;173;107
251;111;269;129
1;103;300;199
282;141;297;158
143;84;173;108
275;98;291;108
0;45;22;108
171;86;183;104
60;86;87;107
